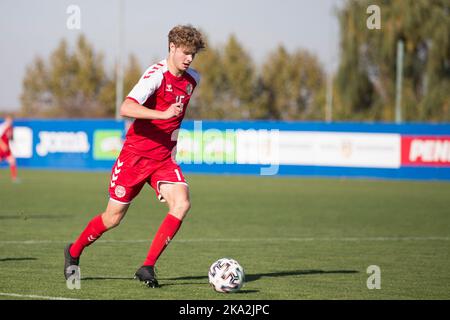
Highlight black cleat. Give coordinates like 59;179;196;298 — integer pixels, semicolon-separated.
64;243;80;280
134;266;159;288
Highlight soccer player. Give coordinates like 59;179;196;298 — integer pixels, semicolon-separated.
64;25;206;288
0;115;19;182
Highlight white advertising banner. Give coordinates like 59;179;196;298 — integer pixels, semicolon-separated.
10;126;33;159
235;130;401;168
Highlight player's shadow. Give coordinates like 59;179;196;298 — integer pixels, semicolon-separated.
82;276;132;281
81;276;259;292
166;269;359;283
244;269;358;282
0;257;38;262
157;282;259;293
82;269;358;290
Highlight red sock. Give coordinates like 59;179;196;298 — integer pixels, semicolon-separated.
10;164;17;180
143;213;182;266
70;215;107;258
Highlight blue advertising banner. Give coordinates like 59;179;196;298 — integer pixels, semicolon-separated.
2;119;450;181
7;119;125;170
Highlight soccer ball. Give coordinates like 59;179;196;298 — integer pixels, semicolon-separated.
208;258;245;293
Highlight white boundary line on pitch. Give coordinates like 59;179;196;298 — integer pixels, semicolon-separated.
0;292;80;300
0;237;449;244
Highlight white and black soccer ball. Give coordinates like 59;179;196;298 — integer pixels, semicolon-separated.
208;258;245;293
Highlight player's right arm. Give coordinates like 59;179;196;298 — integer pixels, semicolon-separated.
120;98;182;120
120;62;182;120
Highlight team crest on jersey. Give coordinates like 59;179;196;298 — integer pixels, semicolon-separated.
166;84;173;92
186;83;193;95
115;185;126;198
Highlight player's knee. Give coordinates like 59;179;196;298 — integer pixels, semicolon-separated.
171;199;191;217
178;199;191;213
101;211;124;229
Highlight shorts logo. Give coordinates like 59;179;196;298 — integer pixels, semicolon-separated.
115;185;126;198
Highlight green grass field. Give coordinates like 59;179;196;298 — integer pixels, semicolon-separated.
0;169;449;300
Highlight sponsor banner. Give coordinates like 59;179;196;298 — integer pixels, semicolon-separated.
277;131;401;168
401;136;450;167
176;129;236;164
6;119;125;170
177;129;401;169
235;129;278;165
3;119;449;180
10;126;33;159
36;131;90;156
234;130;401;168
93;130;123;160
177;129;279;166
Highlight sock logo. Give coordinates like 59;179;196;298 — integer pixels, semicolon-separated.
87;235;98;242
165;236;171;246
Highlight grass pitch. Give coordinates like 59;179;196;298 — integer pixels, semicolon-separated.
0;169;449;300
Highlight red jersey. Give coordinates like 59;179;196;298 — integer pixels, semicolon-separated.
124;59;200;160
0;121;13;159
0;121;13;146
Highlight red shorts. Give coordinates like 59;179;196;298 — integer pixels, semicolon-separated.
108;149;188;204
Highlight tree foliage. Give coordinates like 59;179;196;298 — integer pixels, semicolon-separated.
189;35;260;119
190;36;325;120
20;33;325;120
260;46;325;120
20;3;449;123
20;35;141;118
336;0;450;121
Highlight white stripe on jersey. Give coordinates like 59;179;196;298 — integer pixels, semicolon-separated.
127;59;168;105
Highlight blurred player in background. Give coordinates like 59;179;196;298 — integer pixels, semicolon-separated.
0;115;19;182
64;25;206;288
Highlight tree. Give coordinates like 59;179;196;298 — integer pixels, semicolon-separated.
21;35;107;117
336;0;450;121
21;56;50;117
98;54;143;117
260;45;326;120
21;33;329;121
20;35;142;118
189;37;228;119
220;34;258;119
189;35;260;119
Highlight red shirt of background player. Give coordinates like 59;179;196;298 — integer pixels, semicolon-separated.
0;119;13;159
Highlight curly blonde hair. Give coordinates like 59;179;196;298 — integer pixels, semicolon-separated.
168;25;206;53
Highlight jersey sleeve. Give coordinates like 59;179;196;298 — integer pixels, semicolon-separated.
187;68;201;86
127;67;164;105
